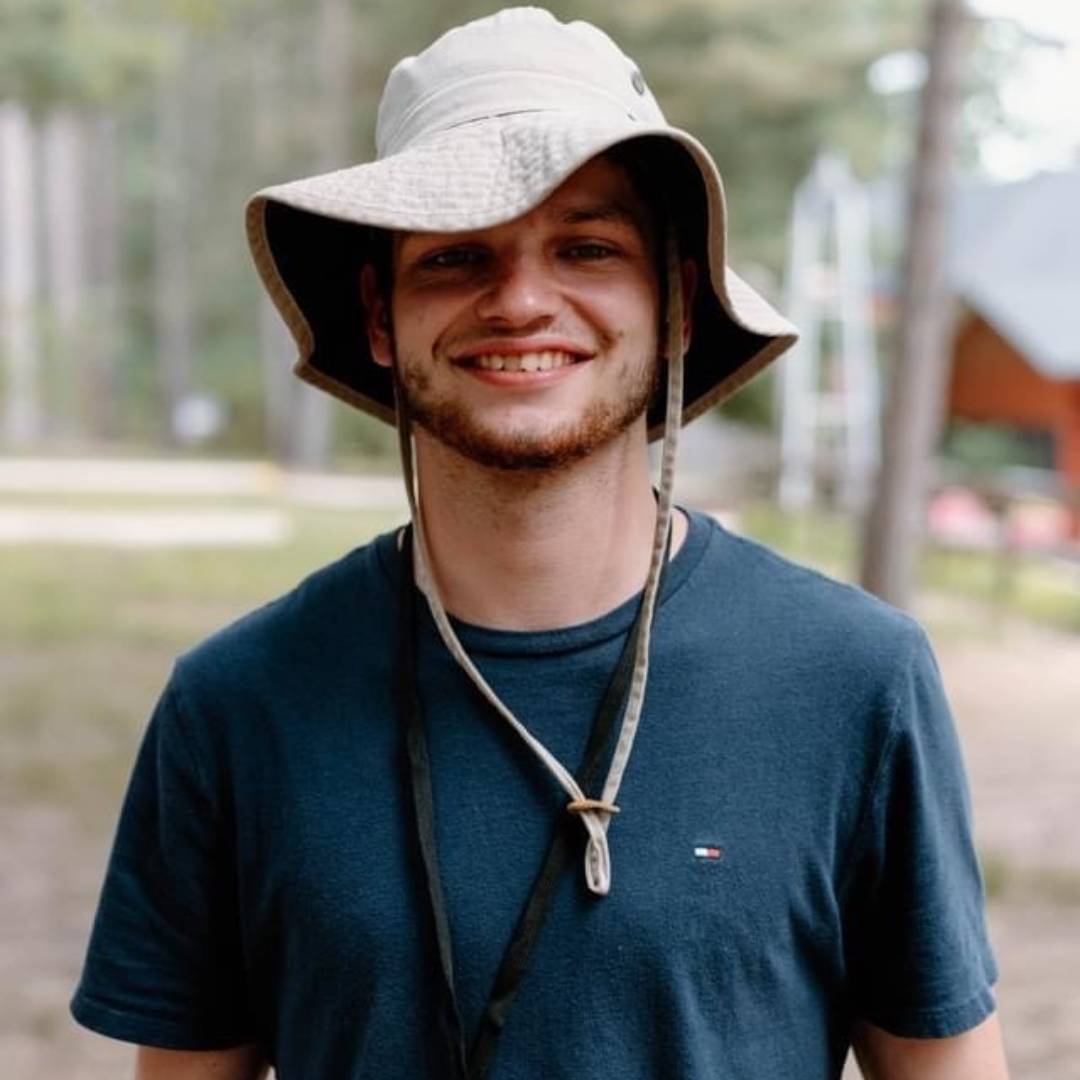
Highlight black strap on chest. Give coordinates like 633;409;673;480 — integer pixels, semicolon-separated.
395;527;666;1080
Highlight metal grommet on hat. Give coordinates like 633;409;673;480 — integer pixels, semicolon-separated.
631;68;646;95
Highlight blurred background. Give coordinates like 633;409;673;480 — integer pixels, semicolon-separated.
1;0;1077;1076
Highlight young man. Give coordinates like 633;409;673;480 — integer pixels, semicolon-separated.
72;9;1007;1078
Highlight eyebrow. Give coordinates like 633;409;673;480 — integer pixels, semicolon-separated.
554;200;643;228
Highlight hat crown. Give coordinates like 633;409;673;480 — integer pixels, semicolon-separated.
376;7;665;158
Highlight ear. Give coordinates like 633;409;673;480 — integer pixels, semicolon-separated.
679;257;698;352
360;264;393;368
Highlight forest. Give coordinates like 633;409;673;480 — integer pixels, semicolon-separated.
1;0;1024;465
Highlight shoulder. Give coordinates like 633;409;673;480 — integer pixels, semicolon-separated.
688;510;928;678
171;526;401;707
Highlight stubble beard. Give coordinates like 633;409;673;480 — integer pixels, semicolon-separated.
396;351;660;472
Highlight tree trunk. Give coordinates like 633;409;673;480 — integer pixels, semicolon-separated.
858;0;969;608
0;101;41;446
251;21;296;462
154;65;193;446
83;111;122;440
42;108;86;439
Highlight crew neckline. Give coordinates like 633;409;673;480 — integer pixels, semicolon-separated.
374;508;714;658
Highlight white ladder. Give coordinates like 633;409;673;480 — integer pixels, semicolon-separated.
779;152;880;511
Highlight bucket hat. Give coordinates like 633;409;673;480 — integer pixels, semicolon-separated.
244;7;798;902
245;6;797;436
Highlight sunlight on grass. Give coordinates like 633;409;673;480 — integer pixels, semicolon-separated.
0;506;402;643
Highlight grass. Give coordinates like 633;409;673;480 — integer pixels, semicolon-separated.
0;505;401;644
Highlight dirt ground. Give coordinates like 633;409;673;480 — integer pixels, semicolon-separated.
928;608;1080;1079
2;605;1078;1078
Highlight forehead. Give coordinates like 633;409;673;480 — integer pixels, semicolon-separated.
395;153;653;255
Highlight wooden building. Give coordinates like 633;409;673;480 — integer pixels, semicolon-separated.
946;169;1080;490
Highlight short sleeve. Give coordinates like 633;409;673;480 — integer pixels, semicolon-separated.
70;673;254;1049
842;630;998;1038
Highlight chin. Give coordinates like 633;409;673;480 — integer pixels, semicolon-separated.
454;434;600;472
412;400;648;473
430;418;608;472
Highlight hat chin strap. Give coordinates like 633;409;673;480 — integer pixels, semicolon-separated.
393;226;685;897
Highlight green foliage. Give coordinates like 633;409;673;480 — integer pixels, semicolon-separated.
0;0;198;109
717;371;777;428
596;0;927;270
942;421;1055;474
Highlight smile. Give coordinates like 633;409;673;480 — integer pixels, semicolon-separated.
459;350;587;373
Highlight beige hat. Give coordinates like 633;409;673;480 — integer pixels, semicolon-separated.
245;6;796;437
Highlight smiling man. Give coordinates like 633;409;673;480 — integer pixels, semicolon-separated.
72;8;1007;1079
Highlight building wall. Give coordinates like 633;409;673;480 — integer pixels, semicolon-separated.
950;315;1072;427
949;314;1080;489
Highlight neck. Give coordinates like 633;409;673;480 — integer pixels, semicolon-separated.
412;426;685;631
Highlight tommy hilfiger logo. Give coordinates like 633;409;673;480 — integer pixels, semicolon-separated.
693;845;725;861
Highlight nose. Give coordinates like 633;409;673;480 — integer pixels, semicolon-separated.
474;253;560;327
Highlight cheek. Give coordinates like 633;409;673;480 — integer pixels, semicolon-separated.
392;294;465;356
579;278;659;331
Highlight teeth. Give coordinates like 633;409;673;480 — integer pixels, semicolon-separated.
472;351;578;372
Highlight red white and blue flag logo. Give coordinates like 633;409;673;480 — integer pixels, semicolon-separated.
693;845;724;860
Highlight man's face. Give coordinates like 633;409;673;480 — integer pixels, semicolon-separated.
363;155;662;470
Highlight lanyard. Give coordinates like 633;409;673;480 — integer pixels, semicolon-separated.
395;528;669;1079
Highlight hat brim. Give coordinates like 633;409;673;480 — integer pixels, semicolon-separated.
245;115;797;439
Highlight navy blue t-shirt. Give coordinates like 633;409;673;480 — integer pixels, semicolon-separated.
72;511;997;1078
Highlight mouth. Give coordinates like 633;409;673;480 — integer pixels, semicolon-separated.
454;349;591;373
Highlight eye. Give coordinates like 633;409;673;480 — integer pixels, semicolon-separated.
564;242;618;260
419;247;486;270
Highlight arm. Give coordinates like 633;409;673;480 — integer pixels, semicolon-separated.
843;633;1002;1072
72;682;259;1062
136;1044;268;1080
851;1012;1008;1080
